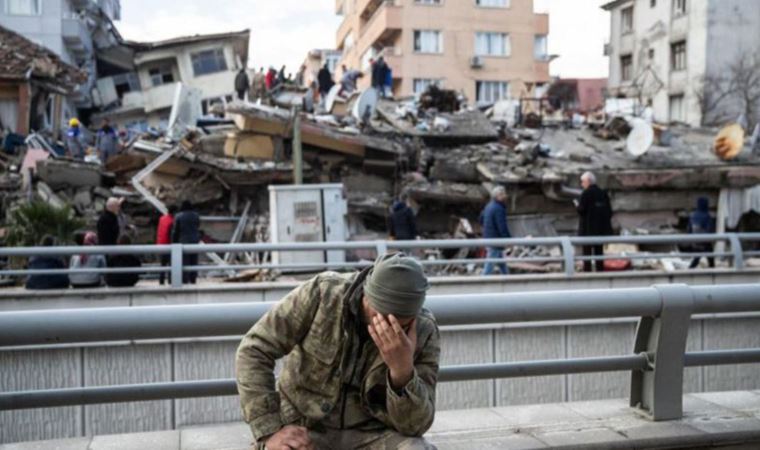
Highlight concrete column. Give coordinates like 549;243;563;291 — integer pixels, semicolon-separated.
16;82;31;135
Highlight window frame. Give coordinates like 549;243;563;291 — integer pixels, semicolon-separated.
673;0;687;16
670;40;687;71
621;6;634;34
669;94;685;122
413;30;444;54
190;48;229;77
620;54;633;81
5;0;42;16
148;64;175;87
475;0;510;8
475;32;510;57
413;78;444;95
475;80;510;105
414;0;443;5
534;34;548;61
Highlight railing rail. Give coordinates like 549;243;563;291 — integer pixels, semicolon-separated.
0;233;757;287
1;283;760;421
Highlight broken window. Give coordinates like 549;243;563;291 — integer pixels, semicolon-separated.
673;0;687;15
671;40;686;71
413;78;443;95
475;32;510;57
669;94;685;122
620;54;633;81
534;35;548;60
476;0;509;7
414;30;443;54
112;72;141;98
476;81;509;105
148;65;175;87
6;0;40;15
191;48;228;77
621;6;634;34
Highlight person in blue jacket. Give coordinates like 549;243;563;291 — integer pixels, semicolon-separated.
25;235;69;290
688;197;716;269
480;186;511;275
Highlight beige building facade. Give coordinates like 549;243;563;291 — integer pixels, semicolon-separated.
335;0;550;104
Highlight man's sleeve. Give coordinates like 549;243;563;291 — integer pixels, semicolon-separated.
235;276;323;442
385;321;441;436
577;190;590;215
497;207;510;239
408;209;418;238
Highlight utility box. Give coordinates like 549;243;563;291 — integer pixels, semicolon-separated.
269;184;348;269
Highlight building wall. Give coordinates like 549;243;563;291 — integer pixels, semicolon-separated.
336;0;550;102
605;0;709;126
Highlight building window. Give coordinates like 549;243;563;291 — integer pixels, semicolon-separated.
112;72;141;98
621;6;634;34
650;0;656;7
148;65;175;87
476;81;510;104
6;0;41;15
191;49;228;77
671;40;686;71
475;32;510;57
342;33;354;51
621;54;633;81
476;0;509;7
413;78;443;94
414;30;443;54
648;48;655;60
673;0;687;15
415;0;442;4
669;94;685;122
534;35;548;60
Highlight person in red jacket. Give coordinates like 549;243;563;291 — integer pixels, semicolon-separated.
156;205;176;285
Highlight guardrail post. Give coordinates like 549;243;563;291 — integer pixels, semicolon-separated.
630;284;694;421
171;244;183;288
375;240;388;257
727;233;745;271
560;237;575;277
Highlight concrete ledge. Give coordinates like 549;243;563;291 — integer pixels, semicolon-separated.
3;391;760;449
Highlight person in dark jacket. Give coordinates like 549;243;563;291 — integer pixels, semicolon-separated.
387;196;418;240
576;172;613;272
317;63;335;98
172;201;201;284
26;235;69;290
371;57;390;97
105;235;141;287
688;197;716;269
481;186;511;275
235;68;250;100
96;118;119;164
97;197;123;248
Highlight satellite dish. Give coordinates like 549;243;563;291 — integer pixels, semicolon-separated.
352;88;379;122
714;123;745;160
626;118;654;157
325;85;341;115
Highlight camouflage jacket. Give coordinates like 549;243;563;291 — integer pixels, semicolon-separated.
235;269;441;442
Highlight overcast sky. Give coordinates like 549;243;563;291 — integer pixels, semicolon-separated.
119;0;610;79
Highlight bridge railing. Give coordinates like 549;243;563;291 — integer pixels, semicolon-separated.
0;232;757;287
1;283;760;421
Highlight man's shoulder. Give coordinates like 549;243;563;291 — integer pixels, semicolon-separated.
417;307;439;333
305;271;357;301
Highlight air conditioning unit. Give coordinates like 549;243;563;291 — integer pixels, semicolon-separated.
470;56;483;68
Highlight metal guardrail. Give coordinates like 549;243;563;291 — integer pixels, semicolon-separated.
0;233;757;288
1;283;760;421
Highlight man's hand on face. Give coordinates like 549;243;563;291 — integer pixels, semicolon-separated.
264;425;315;450
368;314;417;390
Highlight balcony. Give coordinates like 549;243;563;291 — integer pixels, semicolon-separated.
357;0;385;20
359;2;402;52
144;82;180;112
61;17;93;61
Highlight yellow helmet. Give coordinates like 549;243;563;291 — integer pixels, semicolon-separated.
69;118;80;127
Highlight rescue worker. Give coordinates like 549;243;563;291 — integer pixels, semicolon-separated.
66;118;85;159
236;253;440;450
250;67;267;102
576;171;613;272
95;118;118;164
235;67;250;101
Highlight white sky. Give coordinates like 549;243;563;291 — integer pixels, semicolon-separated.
119;0;610;79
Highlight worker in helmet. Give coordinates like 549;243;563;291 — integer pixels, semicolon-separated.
66;118;85;159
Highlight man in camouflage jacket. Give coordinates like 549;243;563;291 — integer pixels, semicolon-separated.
236;254;440;450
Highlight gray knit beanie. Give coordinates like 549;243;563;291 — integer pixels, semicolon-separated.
364;253;429;317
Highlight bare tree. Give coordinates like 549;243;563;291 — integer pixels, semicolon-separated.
729;53;760;129
693;74;736;126
693;52;760;128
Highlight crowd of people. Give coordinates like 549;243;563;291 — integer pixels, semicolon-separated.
24;198;203;290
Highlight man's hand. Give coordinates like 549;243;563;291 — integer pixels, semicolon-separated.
368;315;417;390
263;425;314;450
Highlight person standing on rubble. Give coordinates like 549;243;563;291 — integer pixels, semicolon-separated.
340;68;364;95
576;172;613;273
317;63;335;99
235;67;250;101
371;57;390;97
481;186;511;275
156;205;176;285
265;67;276;91
277;66;287;87
387;195;418;241
172;201;201;284
236;253;440;450
95;118;118;164
688;197;716;269
250;68;266;102
65;118;85;159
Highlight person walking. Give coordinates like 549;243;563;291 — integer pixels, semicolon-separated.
576;172;613;272
69;232;106;288
65;118;85;159
172;201;201;284
317;63;335;98
95;118;118;164
97;197;123;248
480;186;511;275
236;253;439;450
235;67;250;101
25;235;69;290
156;205;176;285
387;195;418;241
688;197;716;269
